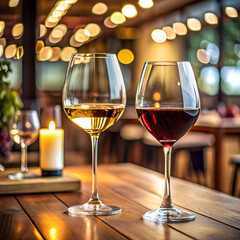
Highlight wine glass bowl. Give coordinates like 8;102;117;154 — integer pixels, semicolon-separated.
136;61;200;223
63;53;126;215
9;110;40;180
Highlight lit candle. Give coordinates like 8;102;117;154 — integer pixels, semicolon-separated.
39;121;64;176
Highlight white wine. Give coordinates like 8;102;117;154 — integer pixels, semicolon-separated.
10;129;38;146
64;103;125;135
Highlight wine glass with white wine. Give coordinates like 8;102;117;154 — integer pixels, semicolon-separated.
62;53;126;215
9;110;40;180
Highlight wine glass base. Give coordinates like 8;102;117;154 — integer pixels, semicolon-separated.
143;207;195;223
68;203;121;216
8;172;39;180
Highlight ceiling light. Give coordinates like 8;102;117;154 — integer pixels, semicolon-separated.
187;18;201;31
138;0;154;9
5;44;17;58
104;17;117;28
110;12;126;25
162;26;176;40
117;49;134;64
84;23;101;37
92;2;108;15
225;7;238;18
61;47;77;62
151;29;167;43
122;4;138;18
173;22;187;35
204;13;218;25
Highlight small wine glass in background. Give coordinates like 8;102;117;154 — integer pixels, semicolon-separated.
63;53;126;215
9;110;40;180
136;61;200;223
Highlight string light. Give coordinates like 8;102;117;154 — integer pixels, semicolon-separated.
151;29;167;43
225;7;238;18
110;12;126;24
122;4;138;18
138;0;154;9
173;22;187;35
92;2;108;15
162;26;176;40
187;18;201;31
84;23;101;37
204;13;218;25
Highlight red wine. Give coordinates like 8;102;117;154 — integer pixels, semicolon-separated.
137;108;200;147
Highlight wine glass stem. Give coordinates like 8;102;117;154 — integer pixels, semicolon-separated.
89;134;101;205
21;143;28;173
161;147;174;209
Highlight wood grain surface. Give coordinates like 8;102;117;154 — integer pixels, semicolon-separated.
0;163;239;240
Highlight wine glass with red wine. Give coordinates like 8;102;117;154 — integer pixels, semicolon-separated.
136;61;200;223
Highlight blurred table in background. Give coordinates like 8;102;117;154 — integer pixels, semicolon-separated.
193;114;240;191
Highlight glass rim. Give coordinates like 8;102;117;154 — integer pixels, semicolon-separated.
145;61;190;66
72;53;116;58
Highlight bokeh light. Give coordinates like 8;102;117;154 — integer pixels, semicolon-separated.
225;7;238;18
75;29;90;43
15;46;24;59
204;13;218;25
50;47;61;62
173;22;187;35
110;12;126;24
117;49;134;64
138;0;154;9
92;2;108;15
151;29;167;43
9;0;19;7
162;26;176;40
5;44;17;58
61;46;77;62
84;23;101;37
197;49;210;64
37;46;53;61
187;18;201;31
104;17;118;28
36;40;44;53
122;4;138;18
39;24;47;38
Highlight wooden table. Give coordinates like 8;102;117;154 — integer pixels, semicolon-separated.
0;163;239;240
193;117;240;191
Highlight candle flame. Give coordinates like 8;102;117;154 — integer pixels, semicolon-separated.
49;121;55;132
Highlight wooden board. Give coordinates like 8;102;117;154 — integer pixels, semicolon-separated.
0;168;81;195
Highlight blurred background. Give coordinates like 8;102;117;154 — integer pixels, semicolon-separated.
0;0;240;196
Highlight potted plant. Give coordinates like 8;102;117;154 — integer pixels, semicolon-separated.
0;60;23;164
